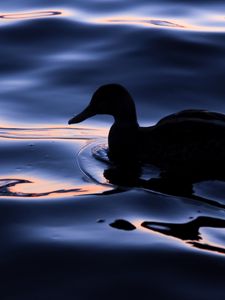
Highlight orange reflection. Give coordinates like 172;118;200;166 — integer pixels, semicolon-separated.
0;11;60;19
95;15;225;32
133;220;153;233
0;175;112;199
96;16;186;29
0;124;108;141
0;9;71;22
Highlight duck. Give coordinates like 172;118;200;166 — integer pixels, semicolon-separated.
68;84;225;181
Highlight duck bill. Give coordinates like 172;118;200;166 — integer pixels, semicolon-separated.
68;105;95;124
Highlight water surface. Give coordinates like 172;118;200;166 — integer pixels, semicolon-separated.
1;1;225;299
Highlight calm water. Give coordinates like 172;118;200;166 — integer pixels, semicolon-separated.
1;1;225;299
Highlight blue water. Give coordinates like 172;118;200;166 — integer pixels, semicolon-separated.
1;1;225;299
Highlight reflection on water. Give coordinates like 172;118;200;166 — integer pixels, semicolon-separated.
107;216;225;255
0;125;112;198
0;176;112;199
97;17;186;29
142;217;225;255
150;19;185;28
96;15;225;32
0;10;64;21
0;125;107;140
1;8;225;33
76;139;225;256
1;1;225;298
2;122;225;256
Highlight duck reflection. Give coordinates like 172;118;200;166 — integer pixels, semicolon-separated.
142;216;225;255
103;162;225;210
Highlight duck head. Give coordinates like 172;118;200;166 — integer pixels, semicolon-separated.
68;84;138;124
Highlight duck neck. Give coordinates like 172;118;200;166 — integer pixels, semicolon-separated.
108;109;139;163
113;104;139;127
114;116;138;128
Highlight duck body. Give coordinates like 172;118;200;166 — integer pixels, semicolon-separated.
69;84;225;180
138;112;225;167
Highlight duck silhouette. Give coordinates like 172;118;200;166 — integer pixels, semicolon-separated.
68;84;225;194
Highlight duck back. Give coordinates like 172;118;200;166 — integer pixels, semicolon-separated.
138;110;225;175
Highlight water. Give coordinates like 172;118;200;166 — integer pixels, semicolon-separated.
1;1;225;299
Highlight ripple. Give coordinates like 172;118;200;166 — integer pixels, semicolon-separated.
95;16;185;29
0;10;66;23
149;19;185;28
95;15;225;32
0;177;111;199
77;141;110;185
77;141;161;188
0;125;107;140
0;125;111;199
100;17;185;29
0;10;70;23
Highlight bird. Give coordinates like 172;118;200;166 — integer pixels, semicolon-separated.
68;84;225;183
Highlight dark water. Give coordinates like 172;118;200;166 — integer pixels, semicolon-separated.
1;1;225;299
